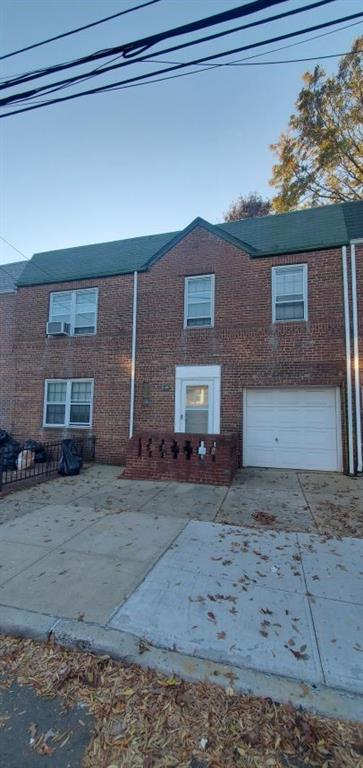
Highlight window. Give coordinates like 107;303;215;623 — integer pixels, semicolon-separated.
44;379;94;427
184;274;215;328
49;288;98;335
272;264;308;322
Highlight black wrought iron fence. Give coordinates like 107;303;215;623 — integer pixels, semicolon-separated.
0;436;96;492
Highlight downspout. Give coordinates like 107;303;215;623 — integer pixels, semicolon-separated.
351;240;363;473
342;246;354;474
129;271;138;439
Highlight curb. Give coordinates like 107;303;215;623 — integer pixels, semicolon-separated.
1;606;362;722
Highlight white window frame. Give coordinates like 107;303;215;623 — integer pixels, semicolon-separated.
48;288;98;336
184;274;215;329
43;378;94;428
272;264;308;323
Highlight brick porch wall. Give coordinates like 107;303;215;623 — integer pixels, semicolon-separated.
124;431;239;485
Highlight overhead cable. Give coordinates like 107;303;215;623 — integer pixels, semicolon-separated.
0;1;162;61
2;10;362;117
0;0;290;90
0;0;338;105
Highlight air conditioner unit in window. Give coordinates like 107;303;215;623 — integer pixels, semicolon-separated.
46;321;71;336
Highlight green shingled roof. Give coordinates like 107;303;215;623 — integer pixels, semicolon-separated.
0;260;26;293
17;201;363;287
18;230;178;287
220;202;358;256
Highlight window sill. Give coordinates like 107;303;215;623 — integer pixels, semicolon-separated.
184;324;214;330
273;318;308;325
46;332;97;338
43;424;92;429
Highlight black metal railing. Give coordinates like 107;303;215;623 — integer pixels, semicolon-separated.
0;436;96;492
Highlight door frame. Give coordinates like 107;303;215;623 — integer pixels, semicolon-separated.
242;386;343;471
175;365;221;434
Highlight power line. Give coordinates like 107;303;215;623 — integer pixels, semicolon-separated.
0;238;28;287
2;10;362;118
224;17;363;64
0;0;290;90
0;0;162;62
0;237;98;315
81;46;363;96
1;0;338;106
0;235;60;285
230;49;363;63
19;18;363;106
0;235;27;259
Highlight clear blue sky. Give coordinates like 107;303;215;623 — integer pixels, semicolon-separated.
1;0;361;264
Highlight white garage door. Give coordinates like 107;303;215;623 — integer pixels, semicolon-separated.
243;388;342;471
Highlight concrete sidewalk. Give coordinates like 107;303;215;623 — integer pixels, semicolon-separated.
111;522;363;696
0;465;362;721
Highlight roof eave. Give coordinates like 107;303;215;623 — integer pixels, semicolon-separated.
16;265;149;288
251;240;349;258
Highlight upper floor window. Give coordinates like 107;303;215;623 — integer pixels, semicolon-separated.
43;378;94;427
184;274;215;328
48;288;98;335
272;264;308;322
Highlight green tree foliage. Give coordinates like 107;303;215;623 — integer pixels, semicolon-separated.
270;37;363;212
223;192;272;222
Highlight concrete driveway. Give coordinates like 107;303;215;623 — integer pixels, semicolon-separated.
0;464;362;720
218;467;363;537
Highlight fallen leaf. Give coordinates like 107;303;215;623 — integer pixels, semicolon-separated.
288;648;310;661
252;511;277;525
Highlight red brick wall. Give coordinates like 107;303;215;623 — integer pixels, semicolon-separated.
135;227;347;464
12;275;134;464
0;292;17;432
124;431;239;485
1;225;357;469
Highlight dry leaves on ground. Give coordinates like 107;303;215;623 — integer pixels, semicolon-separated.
252;511;277;526
0;635;362;768
313;500;363;539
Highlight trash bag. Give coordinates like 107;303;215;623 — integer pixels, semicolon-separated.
17;449;35;471
0;439;21;471
23;439;49;463
58;439;83;476
0;429;10;445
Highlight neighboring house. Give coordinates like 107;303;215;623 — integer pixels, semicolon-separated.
1;201;362;474
0;260;26;431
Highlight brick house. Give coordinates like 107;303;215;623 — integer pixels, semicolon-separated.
1;201;362;476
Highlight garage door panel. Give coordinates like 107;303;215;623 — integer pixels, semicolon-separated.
246;388;336;408
249;427;337;451
245;408;276;429
244;388;341;472
246;446;339;472
276;408;336;430
246;406;337;431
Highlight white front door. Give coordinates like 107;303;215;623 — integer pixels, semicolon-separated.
175;365;221;434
